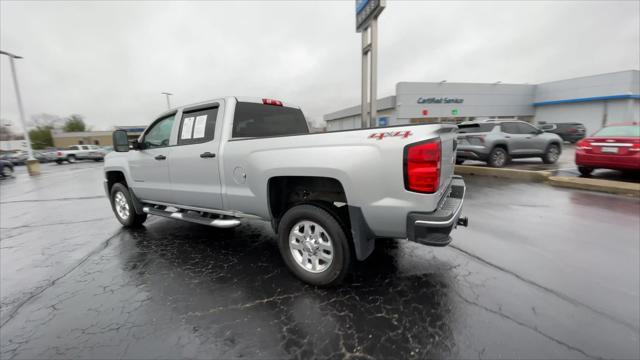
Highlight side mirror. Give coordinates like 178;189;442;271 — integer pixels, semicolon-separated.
112;130;130;152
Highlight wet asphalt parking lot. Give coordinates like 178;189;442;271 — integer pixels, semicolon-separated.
1;162;639;359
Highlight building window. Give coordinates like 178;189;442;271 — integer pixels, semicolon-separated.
94;140;100;145
78;140;84;145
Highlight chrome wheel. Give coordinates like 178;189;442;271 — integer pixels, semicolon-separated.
67;156;76;163
289;220;334;273
114;191;130;220
548;146;560;162
491;150;507;167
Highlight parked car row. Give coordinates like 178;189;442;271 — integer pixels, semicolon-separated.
0;145;113;166
455;120;640;177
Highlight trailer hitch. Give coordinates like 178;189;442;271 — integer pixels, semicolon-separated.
457;216;469;227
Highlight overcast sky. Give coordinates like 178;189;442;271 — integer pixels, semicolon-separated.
1;0;639;132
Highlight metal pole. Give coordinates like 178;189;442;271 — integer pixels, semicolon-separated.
361;28;369;129
7;55;35;161
369;18;378;128
161;92;172;110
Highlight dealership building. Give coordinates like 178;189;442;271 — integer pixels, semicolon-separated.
51;125;146;148
324;70;640;135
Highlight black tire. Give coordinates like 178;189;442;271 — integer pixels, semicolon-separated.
277;204;352;287
1;166;13;177
542;143;561;164
578;166;593;177
67;155;76;164
55;159;63;164
109;183;147;227
487;147;508;168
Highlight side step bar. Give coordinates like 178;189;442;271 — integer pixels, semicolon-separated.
142;205;241;228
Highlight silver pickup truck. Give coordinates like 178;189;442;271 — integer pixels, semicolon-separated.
104;97;468;286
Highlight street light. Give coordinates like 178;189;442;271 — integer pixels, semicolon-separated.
0;50;40;175
161;92;173;110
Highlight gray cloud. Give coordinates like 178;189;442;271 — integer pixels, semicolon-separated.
1;0;638;132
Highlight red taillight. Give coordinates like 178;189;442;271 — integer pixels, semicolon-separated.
262;98;282;106
404;139;441;193
576;139;591;150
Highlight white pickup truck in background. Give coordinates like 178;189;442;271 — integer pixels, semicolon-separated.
104;97;468;286
55;144;106;164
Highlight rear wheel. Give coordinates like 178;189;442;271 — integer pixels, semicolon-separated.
487;147;508;168
55;159;63;164
110;183;147;227
277;204;351;286
1;166;13;177
542;144;561;164
578;166;593;177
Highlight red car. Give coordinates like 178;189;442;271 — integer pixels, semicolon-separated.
575;122;640;176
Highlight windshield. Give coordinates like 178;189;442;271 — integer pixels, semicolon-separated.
593;125;640;137
233;102;309;138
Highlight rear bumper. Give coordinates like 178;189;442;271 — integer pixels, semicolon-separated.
576;152;640;170
406;176;467;247
457;146;490;160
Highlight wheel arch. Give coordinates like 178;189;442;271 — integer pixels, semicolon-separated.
105;169;145;215
267;176;376;261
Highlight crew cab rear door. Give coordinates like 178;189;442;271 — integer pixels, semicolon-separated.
167;102;224;210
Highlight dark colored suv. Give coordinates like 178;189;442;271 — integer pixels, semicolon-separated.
539;122;586;143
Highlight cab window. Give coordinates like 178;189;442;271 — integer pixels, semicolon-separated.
500;122;520;134
143;114;176;149
177;106;219;145
517;122;540;135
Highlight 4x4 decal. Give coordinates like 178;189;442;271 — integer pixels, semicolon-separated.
368;131;413;140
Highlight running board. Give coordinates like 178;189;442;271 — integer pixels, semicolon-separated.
142;206;241;228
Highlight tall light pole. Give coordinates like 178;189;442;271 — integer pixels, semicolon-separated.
161;92;173;110
1;50;40;175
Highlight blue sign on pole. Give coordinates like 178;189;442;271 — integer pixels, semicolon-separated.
356;0;384;32
356;0;369;14
378;117;388;127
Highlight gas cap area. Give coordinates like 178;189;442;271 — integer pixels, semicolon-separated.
233;166;247;184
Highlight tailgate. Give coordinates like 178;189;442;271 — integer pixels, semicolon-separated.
438;128;457;191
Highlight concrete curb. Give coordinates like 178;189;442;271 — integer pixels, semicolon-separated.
454;165;551;182
547;176;640;197
454;165;640;197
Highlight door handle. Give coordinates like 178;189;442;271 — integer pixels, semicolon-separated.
200;152;216;158
505;136;511;138
154;155;166;160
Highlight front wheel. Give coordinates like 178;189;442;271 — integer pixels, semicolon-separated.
542;144;561;164
278;204;352;286
110;183;147;227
